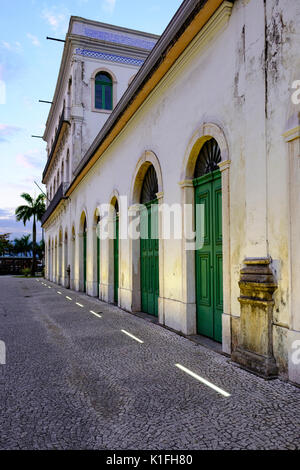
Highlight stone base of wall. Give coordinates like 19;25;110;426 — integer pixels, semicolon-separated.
232;258;278;379
159;297;196;335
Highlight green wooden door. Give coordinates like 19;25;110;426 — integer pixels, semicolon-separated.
83;231;87;293
114;214;119;304
194;169;223;342
97;235;100;297
140;200;159;316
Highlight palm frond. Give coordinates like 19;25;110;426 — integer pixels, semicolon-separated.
20;193;34;206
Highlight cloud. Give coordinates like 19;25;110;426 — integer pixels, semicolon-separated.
41;6;69;35
0;208;43;241
102;0;116;14
1;41;22;52
27;33;41;47
0;208;14;220
16;149;44;170
0;124;21;142
0;42;25;81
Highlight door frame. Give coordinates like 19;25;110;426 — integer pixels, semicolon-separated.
194;169;222;342
140;199;159;317
129;152;164;317
180;122;231;352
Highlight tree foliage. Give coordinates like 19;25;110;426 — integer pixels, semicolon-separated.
0;233;12;256
15;193;45;276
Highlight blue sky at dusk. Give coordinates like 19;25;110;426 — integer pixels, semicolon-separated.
0;0;182;241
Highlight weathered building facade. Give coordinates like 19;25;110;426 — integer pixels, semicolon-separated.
42;0;300;386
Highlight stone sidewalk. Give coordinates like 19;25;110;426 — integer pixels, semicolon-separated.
0;276;299;450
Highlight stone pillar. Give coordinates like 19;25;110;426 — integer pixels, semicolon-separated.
71;59;83;173
63;238;68;287
77;233;84;292
58;241;62;285
232;258;278;378
156;191;165;326
128;204;142;313
218;160;231;354
70;234;75;290
179;180;197;335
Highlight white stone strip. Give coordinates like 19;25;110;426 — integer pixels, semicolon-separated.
175;363;231;397
90;310;102;318
121;330;144;344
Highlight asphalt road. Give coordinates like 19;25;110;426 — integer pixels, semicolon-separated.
0;276;299;450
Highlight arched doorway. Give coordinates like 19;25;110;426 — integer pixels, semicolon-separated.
93;209;101;298
113;199;119;304
193;138;223;342
58;229;63;285
140;165;159;317
71;225;75;290
64;230;68;287
83;217;87;293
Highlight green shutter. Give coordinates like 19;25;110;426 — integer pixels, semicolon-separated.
194;170;223;342
83;231;87;293
140;200;159;317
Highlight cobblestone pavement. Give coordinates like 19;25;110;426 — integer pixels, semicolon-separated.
0;276;299;450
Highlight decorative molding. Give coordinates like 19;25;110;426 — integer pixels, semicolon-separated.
178;179;194;188
218;159;231;172
283;126;300;143
75;48;144;66
72;24;157;51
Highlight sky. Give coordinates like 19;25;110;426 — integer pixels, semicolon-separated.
0;0;182;242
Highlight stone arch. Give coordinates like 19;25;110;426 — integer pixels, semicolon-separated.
129;152;163;315
181;122;229;181
91;67;118;84
105;190;120;304
180;122;231;351
130;151;163;206
79;210;88;234
108;189;120;212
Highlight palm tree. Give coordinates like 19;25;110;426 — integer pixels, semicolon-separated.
13;234;32;257
15;193;45;276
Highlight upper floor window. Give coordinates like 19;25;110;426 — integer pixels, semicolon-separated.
95;72;113;111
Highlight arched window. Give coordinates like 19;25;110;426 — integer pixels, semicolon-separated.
95;72;113;110
194;138;221;178
140;165;158;204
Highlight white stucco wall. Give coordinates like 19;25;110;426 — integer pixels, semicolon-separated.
44;0;300;384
